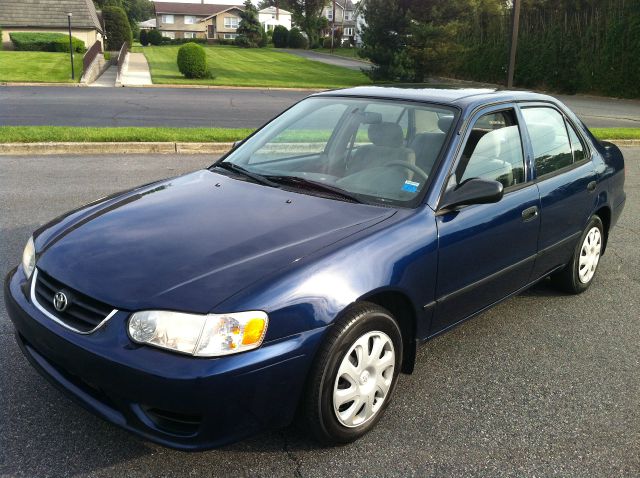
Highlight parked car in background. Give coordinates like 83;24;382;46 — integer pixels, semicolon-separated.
5;87;626;450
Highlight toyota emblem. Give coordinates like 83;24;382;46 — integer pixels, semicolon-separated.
53;291;69;312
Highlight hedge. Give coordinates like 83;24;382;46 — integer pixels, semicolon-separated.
147;29;163;46
288;28;308;49
450;0;640;98
103;6;133;50
272;25;288;48
9;32;86;53
177;42;209;78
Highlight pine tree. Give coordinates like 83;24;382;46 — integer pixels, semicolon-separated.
237;0;265;48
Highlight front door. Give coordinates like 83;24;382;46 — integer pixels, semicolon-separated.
431;106;540;334
208;25;216;39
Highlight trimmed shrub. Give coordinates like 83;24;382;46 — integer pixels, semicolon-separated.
234;35;251;48
139;29;149;46
161;37;208;45
9;32;85;52
287;28;308;49
322;37;333;49
272;25;288;48
103;6;133;50
147;29;162;45
177;42;209;78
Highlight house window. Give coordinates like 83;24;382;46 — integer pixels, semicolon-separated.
162;31;175;39
184;15;197;25
184;32;196;39
161;15;174;24
326;9;333;20
345;12;352;21
223;33;238;39
224;16;239;28
344;27;354;36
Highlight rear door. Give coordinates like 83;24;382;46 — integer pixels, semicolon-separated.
519;104;597;277
431;105;540;334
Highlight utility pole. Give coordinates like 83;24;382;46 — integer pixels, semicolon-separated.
507;0;521;88
331;0;336;53
67;13;75;80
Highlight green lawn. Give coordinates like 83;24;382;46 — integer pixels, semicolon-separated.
0;51;82;83
0;126;253;143
591;128;640;140
135;45;371;88
0;126;636;144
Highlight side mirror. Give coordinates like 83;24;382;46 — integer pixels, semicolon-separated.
439;178;504;211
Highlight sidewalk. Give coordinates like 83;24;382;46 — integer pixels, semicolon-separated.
120;53;152;86
89;65;116;87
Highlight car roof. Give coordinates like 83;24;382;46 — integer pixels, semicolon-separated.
312;86;561;110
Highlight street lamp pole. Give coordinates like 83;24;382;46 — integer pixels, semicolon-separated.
507;0;521;88
67;13;75;80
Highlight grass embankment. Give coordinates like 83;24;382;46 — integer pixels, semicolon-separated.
0;51;83;83
134;45;370;88
0;126;637;143
591;128;640;140
0;126;254;143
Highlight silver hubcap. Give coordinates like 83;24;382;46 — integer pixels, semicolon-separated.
578;227;602;284
333;330;395;428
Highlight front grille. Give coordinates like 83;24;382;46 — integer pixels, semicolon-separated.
33;269;116;333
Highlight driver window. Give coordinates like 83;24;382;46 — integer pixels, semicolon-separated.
455;110;525;189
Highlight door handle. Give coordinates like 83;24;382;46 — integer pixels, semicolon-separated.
587;180;597;192
521;206;539;222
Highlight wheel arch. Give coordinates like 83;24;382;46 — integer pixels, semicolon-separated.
357;289;419;375
594;205;612;254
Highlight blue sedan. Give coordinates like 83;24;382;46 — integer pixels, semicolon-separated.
5;87;626;450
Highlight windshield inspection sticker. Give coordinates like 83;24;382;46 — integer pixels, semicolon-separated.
402;180;420;193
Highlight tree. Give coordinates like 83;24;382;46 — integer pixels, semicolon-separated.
139;28;149;46
287;0;326;48
103;6;133;50
359;0;413;81
236;0;265;48
272;25;289;47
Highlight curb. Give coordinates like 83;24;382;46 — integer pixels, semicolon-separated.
0;140;637;156
0;81;323;91
0;142;234;156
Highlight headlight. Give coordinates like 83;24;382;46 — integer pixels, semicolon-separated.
22;236;35;280
128;310;268;357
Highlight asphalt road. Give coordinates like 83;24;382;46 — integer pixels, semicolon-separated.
1;85;639;129
1;151;639;477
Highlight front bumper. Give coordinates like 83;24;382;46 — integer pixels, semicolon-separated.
5;267;326;450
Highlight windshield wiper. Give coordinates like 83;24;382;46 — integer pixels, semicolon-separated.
214;162;278;187
264;175;363;203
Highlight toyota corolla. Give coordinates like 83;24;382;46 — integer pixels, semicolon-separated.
5;87;626;450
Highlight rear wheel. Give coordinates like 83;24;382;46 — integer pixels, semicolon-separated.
303;303;402;445
551;216;604;294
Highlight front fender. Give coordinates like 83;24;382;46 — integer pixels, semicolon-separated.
214;208;439;343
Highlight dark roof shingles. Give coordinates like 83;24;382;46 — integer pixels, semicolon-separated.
0;0;103;31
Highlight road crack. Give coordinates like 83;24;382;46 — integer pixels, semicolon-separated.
280;431;304;478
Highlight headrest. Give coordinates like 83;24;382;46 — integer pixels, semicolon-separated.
368;122;404;148
438;115;454;133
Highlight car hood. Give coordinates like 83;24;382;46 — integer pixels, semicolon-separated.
36;170;395;313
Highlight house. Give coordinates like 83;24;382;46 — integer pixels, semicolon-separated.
153;2;244;40
258;7;292;32
0;0;104;50
322;0;357;43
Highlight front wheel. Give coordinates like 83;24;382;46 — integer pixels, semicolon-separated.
551;215;604;294
303;303;403;445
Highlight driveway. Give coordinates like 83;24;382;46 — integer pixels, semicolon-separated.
279;48;371;71
1;85;637;129
1;150;638;477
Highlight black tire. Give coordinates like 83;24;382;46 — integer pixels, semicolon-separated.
303;302;403;445
550;215;604;294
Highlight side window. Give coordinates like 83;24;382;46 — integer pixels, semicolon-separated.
521;107;573;177
455;110;525;189
567;121;587;162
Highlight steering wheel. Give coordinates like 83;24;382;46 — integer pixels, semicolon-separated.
382;161;429;181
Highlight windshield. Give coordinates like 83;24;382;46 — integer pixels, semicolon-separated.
216;97;457;206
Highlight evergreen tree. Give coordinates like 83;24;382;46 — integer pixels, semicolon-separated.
237;0;265;48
